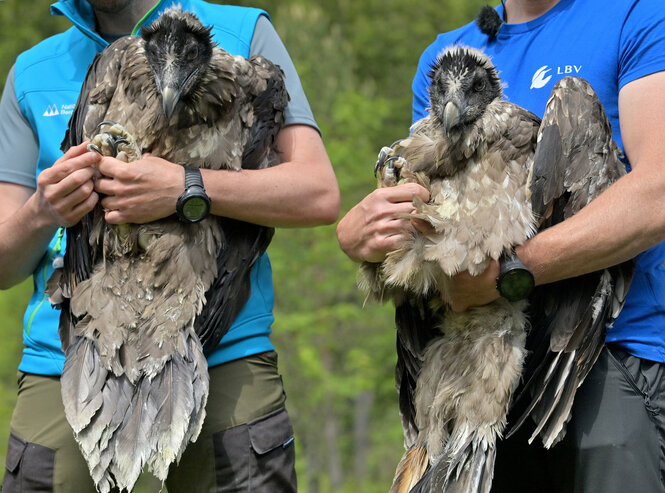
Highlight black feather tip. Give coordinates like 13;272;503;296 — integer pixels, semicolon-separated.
476;5;503;38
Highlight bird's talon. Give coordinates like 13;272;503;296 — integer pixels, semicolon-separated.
374;146;394;177
95;120;119;132
89;123;141;161
87;143;103;155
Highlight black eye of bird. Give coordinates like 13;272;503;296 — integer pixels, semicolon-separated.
186;46;198;61
473;79;486;92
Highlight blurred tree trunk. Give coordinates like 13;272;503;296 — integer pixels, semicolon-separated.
322;349;344;489
353;390;374;480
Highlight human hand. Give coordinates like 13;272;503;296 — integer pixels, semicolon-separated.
336;182;430;263
440;260;501;312
94;153;185;224
35;142;101;227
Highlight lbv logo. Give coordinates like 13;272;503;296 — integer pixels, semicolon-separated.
530;65;583;90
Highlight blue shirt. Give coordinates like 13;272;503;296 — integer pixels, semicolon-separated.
412;0;665;362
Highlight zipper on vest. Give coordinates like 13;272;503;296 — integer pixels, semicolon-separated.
26;228;65;336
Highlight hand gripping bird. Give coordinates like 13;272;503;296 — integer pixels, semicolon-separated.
361;46;633;493
46;7;288;492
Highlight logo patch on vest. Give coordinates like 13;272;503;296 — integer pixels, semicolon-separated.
42;103;75;117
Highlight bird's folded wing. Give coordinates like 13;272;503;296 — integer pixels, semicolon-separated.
394;294;444;447
61;36;135;154
240;56;289;170
508;76;634;448
194;55;287;355
194;218;274;355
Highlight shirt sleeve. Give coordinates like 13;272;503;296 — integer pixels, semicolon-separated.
412;41;443;125
249;15;320;133
618;0;665;90
0;65;40;188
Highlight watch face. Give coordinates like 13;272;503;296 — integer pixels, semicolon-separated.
500;269;535;302
182;197;209;221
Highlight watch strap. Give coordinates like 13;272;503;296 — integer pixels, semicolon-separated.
184;165;205;191
176;165;210;223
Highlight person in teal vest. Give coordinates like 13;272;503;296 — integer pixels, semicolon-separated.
338;0;665;491
0;1;340;491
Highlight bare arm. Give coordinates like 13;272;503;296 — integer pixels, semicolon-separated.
0;143;100;289
94;124;340;227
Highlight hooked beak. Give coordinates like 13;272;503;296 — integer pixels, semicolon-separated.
161;85;182;120
442;101;460;133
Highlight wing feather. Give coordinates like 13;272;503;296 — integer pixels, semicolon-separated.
509;76;634;446
194;218;274;355
394;294;443;447
241;56;289;170
193;55;286;355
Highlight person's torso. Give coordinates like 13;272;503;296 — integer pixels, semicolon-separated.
413;0;665;362
14;0;276;375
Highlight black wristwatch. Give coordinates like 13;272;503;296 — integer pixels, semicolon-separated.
176;166;211;223
496;250;535;302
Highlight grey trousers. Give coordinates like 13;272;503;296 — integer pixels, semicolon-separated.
492;345;665;493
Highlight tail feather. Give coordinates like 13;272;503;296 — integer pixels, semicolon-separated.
147;333;209;479
390;446;429;493
107;373;159;492
424;438;495;493
61;330;209;493
61;337;108;434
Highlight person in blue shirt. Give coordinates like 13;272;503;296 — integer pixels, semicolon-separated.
338;0;665;491
0;0;340;491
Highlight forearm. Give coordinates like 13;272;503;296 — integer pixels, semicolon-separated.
0;188;59;289
203;124;339;228
99;125;340;228
519;164;665;286
439;165;665;312
203;161;338;228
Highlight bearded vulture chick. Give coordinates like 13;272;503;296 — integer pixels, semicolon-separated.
362;45;632;493
47;7;288;492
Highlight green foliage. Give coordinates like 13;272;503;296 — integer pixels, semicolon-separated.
0;1;70;92
0;0;490;491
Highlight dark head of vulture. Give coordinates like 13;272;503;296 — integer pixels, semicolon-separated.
141;10;214;119
427;47;503;134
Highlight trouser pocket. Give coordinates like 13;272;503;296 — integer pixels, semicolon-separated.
213;407;296;492
2;431;55;492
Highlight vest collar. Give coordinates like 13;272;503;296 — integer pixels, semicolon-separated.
49;0;193;48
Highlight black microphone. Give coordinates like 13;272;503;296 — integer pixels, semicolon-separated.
476;5;503;38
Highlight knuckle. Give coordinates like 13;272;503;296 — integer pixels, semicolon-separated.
70;170;89;187
36;172;49;188
42;188;57;204
80;180;94;195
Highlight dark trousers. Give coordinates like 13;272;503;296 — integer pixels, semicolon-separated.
492;345;665;493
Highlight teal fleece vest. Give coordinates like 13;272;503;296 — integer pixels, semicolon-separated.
15;0;275;375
